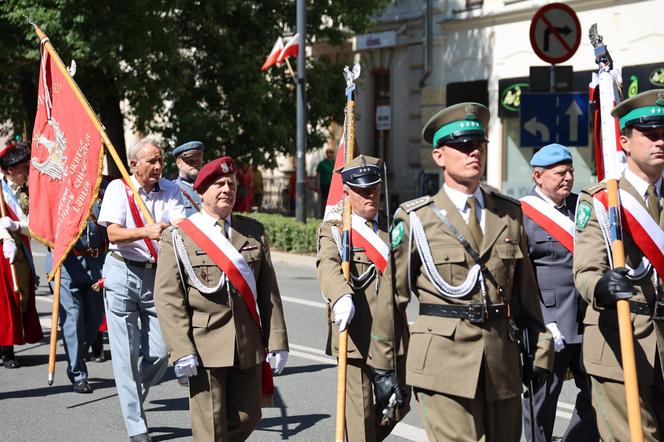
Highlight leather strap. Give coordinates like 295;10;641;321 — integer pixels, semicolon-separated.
419;302;508;323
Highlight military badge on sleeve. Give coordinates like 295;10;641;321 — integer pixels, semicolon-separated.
576;201;592;231
391;220;405;247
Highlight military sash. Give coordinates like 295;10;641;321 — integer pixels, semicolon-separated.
1;180;27;223
520;195;575;252
177;213;274;397
595;189;664;276
351;213;388;273
120;178;159;262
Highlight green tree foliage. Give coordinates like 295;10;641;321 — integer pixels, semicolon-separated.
0;0;387;172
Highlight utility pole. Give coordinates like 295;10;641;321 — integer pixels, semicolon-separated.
295;0;307;223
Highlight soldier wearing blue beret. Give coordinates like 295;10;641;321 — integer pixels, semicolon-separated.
173;141;204;217
521;143;599;441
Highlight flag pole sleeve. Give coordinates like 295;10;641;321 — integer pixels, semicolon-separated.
32;25;155;225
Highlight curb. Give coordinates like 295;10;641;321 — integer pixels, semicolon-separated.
271;251;316;268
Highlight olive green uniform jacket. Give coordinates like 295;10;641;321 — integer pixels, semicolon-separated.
574;177;663;385
368;186;553;401
155;214;289;369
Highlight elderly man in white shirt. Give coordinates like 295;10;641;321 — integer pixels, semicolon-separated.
98;137;186;442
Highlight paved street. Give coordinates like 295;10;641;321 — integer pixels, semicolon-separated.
0;242;582;441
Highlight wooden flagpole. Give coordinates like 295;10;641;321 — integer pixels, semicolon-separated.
589;24;643;441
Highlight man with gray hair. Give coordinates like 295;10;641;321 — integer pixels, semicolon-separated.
520;143;598;441
98;137;186;442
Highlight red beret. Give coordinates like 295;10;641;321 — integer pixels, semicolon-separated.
193;156;237;192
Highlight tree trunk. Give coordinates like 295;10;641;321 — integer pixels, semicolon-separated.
98;84;126;179
19;68;37;140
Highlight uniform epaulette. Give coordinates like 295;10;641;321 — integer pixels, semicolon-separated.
581;181;606;196
400;196;432;213
483;185;521;206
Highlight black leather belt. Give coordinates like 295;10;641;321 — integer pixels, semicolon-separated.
72;247;105;258
419;303;509;323
111;251;155;269
629;300;664;318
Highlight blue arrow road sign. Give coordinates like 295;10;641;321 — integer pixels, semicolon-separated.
520;92;589;147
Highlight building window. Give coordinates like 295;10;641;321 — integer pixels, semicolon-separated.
466;0;483;9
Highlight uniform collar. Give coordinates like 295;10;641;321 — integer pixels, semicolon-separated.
443;183;484;211
131;174;161;194
624;167;662;199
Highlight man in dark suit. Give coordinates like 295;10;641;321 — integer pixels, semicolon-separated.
520;143;598;441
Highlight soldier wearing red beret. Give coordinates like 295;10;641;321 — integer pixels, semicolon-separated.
155;156;289;441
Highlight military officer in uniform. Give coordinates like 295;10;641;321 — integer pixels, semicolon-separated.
0;142;43;368
573;89;664;441
173;141;204;217
368;103;553;441
521;144;598;441
317;155;409;441
155;156;289;441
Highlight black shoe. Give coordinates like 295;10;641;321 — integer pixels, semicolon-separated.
2;358;19;369
73;379;93;394
129;433;152;442
92;351;106;363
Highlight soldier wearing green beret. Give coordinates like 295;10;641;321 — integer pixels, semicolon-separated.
573;89;664;441
316;155;410;441
367;103;553;441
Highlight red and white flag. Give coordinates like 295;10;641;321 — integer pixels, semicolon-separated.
28;32;104;279
261;36;284;71
277;33;300;64
590;68;626;181
324;124;346;217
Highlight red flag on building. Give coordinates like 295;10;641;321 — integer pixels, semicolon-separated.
324;123;346;217
29;32;104;279
261;37;284;71
277;33;300;64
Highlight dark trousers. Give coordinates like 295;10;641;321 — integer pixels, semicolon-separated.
523;343;599;441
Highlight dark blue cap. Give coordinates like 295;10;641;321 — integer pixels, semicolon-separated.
173;141;204;157
530;143;573;167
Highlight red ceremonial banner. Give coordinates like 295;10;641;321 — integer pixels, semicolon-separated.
28;35;104;279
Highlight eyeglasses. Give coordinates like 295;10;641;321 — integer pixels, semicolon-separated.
448;140;487;154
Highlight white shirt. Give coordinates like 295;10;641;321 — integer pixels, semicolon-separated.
625;167;663;204
444;183;485;233
199;209;232;239
534;186;568;210
98;175;186;262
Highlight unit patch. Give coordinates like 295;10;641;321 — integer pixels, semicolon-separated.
576;201;592;230
391;220;405;247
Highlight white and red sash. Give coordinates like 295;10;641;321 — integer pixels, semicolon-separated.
594;189;664;276
520;195;575;252
1;179;26;223
177;212;274;397
351;213;389;273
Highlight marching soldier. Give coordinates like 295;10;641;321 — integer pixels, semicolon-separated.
573;89;664;441
316;155;409;441
173;141;204;217
367;103;553;441
155;156;289;441
520;144;598;441
0;142;43;368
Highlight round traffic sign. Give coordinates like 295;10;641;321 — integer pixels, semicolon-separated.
529;3;581;64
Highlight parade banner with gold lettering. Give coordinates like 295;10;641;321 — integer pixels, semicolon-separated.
28;33;104;279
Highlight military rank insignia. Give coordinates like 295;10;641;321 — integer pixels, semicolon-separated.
391;220;405;247
576;201;592;230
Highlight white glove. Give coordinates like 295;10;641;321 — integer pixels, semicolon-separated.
546;322;566;352
0;217;19;232
3;239;16;263
267;350;289;375
333;294;355;332
174;354;199;378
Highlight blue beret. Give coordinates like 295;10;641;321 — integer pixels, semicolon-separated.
530;143;573;167
173;141;204;157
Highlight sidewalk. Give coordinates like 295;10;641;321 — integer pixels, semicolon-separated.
271;250;316;268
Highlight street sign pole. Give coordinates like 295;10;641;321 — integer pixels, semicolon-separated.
295;0;306;223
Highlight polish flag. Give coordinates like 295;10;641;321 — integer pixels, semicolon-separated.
277;33;300;64
261;37;284;71
324;123;346;218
